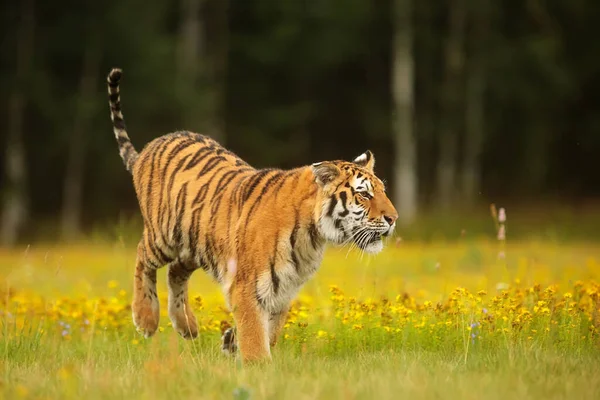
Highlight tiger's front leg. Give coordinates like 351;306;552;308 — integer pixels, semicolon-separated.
221;307;289;356
229;282;271;363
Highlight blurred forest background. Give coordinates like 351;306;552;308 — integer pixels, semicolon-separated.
1;0;600;246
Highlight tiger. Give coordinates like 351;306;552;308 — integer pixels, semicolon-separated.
106;68;398;363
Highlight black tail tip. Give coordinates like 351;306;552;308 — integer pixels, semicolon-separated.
108;68;123;85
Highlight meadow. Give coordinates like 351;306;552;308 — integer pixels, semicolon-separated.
1;232;600;399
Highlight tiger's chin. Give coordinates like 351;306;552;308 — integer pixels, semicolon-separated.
357;236;384;254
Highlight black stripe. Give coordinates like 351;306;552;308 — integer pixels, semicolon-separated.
146;237;169;267
289;210;300;272
291;251;300;273
326;195;337;217
256;282;267;309
163;154;190;237
207;170;241;231
198;256;210;273
141;242;162;270
270;258;280;294
114;119;126;131
144;268;157;285
196;156;226;178
332;180;346;193
204;235;220;281
188;208;201;262
166;153;192;195
164;139;196;166
192;185;209;206
225;171;252;239
227;177;243;207
201;165;229;202
147;223;170;262
243;171;283;227
338;191;349;217
334;219;343;230
243;169;273;202
212;169;239;197
308;222;320;250
184;146;214;171
191;164;229;206
173;183;188;246
335;219;347;241
290;223;299;249
144;138;168;227
233;175;253;213
207;171;237;231
203;164;229;194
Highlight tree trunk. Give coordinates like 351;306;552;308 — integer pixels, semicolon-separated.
205;0;228;144
1;0;34;247
414;0;437;207
61;46;100;240
462;0;489;205
436;0;466;210
392;0;417;226
178;0;227;143
177;0;202;138
178;0;201;87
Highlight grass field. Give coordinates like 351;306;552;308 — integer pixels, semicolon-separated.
2;238;600;399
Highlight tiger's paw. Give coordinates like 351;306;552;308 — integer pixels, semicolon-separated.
170;312;199;340
132;305;159;338
221;327;238;356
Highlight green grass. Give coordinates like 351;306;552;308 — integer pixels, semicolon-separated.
1;240;600;399
3;335;600;399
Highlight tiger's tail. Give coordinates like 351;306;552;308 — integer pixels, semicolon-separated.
107;68;138;173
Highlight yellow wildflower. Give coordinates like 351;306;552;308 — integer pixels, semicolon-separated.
107;280;119;289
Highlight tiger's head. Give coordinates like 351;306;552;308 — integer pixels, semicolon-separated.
312;150;398;254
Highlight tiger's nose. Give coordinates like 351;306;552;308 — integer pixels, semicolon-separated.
383;214;397;226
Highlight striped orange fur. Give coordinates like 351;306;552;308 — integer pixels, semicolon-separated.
106;68;398;363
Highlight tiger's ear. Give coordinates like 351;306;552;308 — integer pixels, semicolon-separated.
311;162;341;186
353;150;375;172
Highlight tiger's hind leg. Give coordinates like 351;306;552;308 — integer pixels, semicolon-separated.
167;259;199;339
132;238;165;338
268;307;290;348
